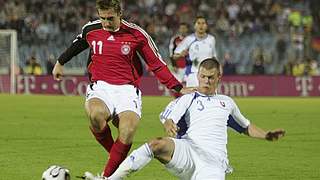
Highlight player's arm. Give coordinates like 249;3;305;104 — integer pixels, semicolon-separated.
53;32;89;80
229;98;285;141
168;36;175;59
163;119;179;137
172;37;190;60
168;37;177;68
159;96;192;137
245;124;285;141
172;50;188;60
212;35;217;58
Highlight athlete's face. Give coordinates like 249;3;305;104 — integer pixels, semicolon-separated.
98;8;121;31
197;67;221;95
194;18;208;34
179;24;189;36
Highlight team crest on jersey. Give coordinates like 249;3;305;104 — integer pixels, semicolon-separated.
121;44;131;55
195;44;199;51
220;101;225;107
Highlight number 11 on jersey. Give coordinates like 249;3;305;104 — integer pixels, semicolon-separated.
92;40;103;54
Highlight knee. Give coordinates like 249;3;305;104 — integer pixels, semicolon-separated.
118;113;140;144
119;126;137;143
87;107;108;131
148;138;168;156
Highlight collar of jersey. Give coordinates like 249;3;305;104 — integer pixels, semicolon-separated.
194;33;208;40
103;27;120;32
195;91;217;97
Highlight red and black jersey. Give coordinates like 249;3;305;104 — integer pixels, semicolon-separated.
169;35;186;68
58;19;182;91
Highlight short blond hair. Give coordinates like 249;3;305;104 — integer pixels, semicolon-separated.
199;57;222;75
96;0;121;13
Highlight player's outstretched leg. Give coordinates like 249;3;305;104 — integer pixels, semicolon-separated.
108;137;175;180
103;111;139;177
103;138;132;177
85;98;114;153
107;143;153;179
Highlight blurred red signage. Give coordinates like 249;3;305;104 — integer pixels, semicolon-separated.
0;75;320;96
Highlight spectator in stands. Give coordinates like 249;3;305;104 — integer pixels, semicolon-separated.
252;55;265;75
215;12;230;37
25;56;42;75
283;60;294;76
251;45;270;74
288;9;302;33
292;59;306;76
222;52;236;75
227;0;240;21
302;10;313;57
305;57;319;76
276;34;287;62
291;30;304;60
46;54;55;75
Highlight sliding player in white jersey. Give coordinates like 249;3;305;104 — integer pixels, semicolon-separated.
106;58;285;180
173;16;217;87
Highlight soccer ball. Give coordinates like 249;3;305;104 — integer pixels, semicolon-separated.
42;165;70;180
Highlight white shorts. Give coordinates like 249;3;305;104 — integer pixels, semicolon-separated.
185;72;199;87
85;81;142;117
165;138;226;180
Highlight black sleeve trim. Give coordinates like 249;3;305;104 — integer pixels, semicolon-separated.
58;38;89;65
227;115;248;134
173;84;183;93
58;21;102;65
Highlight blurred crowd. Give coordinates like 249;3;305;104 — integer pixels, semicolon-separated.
0;0;96;43
0;0;319;76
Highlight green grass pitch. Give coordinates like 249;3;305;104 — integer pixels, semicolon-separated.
0;94;319;179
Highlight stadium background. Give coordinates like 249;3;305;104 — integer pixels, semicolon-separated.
0;0;320;179
1;0;320;96
1;0;320;76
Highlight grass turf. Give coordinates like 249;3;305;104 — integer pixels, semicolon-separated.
0;94;319;179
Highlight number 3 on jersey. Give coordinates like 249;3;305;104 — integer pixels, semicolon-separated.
92;40;103;54
197;100;204;111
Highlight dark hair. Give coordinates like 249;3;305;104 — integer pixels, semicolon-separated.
199;57;221;74
194;15;207;24
96;0;121;13
179;22;188;27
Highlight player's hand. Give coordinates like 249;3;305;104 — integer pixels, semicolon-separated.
180;87;197;95
52;61;64;81
180;50;189;57
164;119;179;137
265;129;285;141
173;50;188;60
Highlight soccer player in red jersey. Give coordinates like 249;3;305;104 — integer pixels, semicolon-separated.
169;22;189;82
168;22;189;98
52;0;194;179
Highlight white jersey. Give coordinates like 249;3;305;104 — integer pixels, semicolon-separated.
160;92;250;161
174;33;217;74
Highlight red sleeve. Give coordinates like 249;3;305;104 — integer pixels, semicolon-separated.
137;30;182;90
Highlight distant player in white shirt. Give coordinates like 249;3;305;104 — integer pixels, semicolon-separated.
105;58;285;180
173;16;217;87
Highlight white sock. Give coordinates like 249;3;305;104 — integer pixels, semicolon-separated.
108;143;153;180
